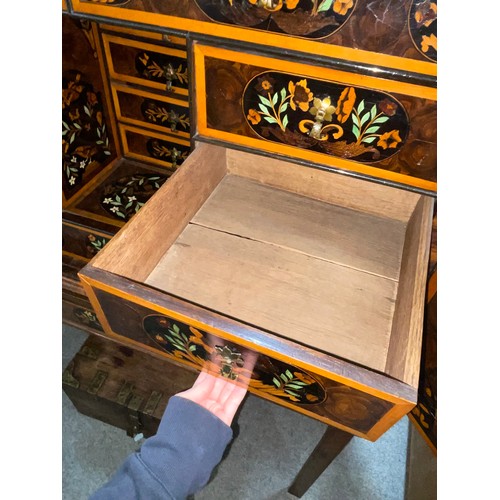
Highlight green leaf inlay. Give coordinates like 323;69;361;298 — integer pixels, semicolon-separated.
352;124;360;139
373;116;390;125
258;94;271;107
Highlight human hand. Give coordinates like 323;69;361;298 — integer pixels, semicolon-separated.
176;370;250;427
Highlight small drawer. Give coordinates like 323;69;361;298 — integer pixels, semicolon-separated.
120;124;191;171
102;33;189;96
62;291;104;335
111;84;190;138
79;141;434;441
63;221;114;261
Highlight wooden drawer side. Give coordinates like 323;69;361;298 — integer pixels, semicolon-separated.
386;196;435;387
90;143;228;282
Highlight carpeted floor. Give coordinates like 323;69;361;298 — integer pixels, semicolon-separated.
62;325;433;500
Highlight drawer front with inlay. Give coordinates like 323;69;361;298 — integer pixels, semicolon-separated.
72;0;437;71
102;33;189;96
62;291;104;334
120;124;191;170
111;84;190;138
79;282;406;440
193;43;436;193
63;221;114;261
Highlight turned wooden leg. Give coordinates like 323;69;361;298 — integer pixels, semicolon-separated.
288;426;353;498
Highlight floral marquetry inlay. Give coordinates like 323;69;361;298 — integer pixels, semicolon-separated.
146;140;190;167
100;174;168;221
194;0;357;38
409;0;437;62
244;72;409;163
143;314;326;405
62;72;112;189
141;99;190;133
87;234;110;255
73;308;103;331
83;0;131;4
136;52;189;91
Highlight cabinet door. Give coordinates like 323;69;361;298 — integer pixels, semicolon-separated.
62;15;119;207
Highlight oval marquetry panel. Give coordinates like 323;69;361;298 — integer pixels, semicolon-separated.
143;313;327;405
243;71;409;163
193;0;357;39
408;0;437;62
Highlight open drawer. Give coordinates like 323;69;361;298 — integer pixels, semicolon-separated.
79;141;434;441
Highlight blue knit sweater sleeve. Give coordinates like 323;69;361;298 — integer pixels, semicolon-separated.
89;396;233;500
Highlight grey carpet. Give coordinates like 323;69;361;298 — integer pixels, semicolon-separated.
63;325;410;500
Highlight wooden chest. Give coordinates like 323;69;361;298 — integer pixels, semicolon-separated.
68;1;437;446
63;334;197;438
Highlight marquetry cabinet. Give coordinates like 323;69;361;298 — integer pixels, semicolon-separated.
63;0;438;492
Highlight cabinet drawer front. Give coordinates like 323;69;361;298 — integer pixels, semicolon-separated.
194;43;436;193
80;272;415;441
112;85;190;138
102;34;189;96
120;124;191;170
73;0;437;72
63;221;114;261
62;293;104;334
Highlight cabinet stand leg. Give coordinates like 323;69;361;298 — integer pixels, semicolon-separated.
287;426;353;498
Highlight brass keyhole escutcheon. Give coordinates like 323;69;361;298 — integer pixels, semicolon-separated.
164;63;176;92
214;345;244;380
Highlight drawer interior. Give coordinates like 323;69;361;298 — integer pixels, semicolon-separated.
92;142;434;387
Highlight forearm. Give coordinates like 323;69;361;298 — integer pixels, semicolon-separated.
90;396;233;500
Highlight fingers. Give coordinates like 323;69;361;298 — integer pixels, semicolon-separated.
219;385;248;426
207;373;230;401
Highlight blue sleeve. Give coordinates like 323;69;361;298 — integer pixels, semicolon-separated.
89;395;234;500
